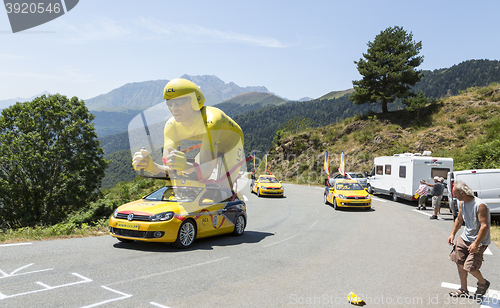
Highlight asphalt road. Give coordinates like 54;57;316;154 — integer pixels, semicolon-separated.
1;183;499;308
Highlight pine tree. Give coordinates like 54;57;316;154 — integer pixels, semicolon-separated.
350;26;424;113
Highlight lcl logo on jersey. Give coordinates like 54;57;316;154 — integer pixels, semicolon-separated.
4;0;79;33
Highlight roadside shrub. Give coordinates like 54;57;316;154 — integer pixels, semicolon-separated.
455;114;467;124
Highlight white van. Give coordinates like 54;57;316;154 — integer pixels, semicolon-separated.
367;151;453;202
447;169;500;217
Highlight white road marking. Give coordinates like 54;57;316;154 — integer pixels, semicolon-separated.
80;286;133;308
150;302;171;308
264;233;301;248
0;242;32;247
413;209;445;220
0;273;92;299
107;257;230;286
442;282;500;308
0;263;53;279
242;195;248;201
309;219;319;229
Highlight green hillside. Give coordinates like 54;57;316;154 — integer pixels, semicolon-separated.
101;149;136;190
264;83;500;184
235;94;397;157
414;59;500;99
214;92;287;118
317;88;355;100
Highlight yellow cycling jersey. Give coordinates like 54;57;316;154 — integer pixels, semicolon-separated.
163;106;244;159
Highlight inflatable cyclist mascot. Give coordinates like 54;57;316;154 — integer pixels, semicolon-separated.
132;78;248;193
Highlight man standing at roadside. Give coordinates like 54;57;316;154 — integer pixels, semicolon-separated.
447;181;490;298
425;176;444;219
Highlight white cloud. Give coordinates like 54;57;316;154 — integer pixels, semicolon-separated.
52;17;134;43
138;17;287;48
49;16;288;48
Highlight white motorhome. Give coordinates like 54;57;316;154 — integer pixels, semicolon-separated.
447;169;500;217
367;151;453;202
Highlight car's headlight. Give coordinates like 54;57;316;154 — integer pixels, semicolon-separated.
150;212;175;222
366;195;371;199
113;209;118;218
339;194;346;199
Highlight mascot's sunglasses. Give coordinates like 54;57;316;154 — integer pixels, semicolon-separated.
166;96;190;108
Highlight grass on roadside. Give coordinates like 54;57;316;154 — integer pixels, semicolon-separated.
0;219;109;244
491;221;500;247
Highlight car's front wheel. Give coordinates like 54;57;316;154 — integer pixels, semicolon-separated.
174;219;197;248
367;185;373;194
257;188;261;197
232;215;246;236
392;193;398;202
333;197;339;210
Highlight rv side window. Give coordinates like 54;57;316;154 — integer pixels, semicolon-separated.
399;166;406;178
376;165;383;175
431;168;450;180
385;165;391;175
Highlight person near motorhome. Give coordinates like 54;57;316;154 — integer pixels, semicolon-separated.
132;78;245;190
425;176;444;219
447;181;491;298
415;179;428;210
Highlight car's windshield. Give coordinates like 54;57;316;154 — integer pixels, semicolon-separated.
336;183;364;190
260;177;279;183
349;173;365;179
144;186;203;202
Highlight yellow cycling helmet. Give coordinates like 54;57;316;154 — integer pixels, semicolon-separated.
163;78;205;110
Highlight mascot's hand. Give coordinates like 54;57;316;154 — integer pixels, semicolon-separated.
164;147;187;171
132;148;155;173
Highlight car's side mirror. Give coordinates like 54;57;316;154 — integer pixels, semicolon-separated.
202;199;214;205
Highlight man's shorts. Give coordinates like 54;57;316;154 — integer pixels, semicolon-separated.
449;236;488;272
418;195;427;206
432;195;442;209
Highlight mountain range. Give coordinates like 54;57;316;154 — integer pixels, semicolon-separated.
85;74;274;110
0;91;51;110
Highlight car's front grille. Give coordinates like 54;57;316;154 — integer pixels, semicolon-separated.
345;196;368;200
115;213;151;221
341;202;371;206
110;227;157;238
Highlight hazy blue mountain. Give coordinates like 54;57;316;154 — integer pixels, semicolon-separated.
85;74;273;110
0;91;51;110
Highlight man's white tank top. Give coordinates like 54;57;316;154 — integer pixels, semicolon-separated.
460;197;491;245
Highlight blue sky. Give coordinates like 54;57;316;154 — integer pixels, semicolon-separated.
1;0;499;102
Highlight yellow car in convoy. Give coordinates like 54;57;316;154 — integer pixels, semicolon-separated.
251;175;284;197
324;179;371;210
109;179;247;248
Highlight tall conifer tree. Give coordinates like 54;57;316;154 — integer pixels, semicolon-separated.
350;26;424;113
